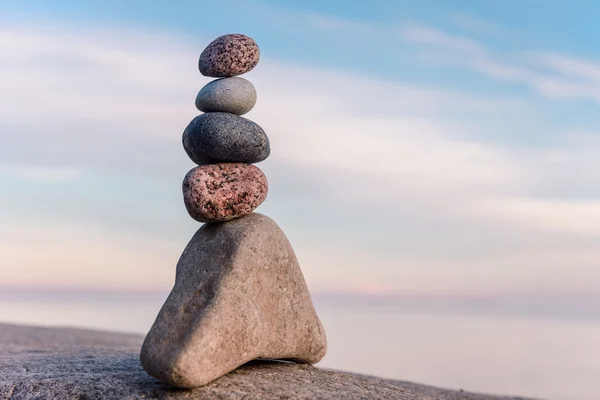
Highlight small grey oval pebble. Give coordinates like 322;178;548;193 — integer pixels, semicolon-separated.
199;34;260;77
183;112;270;165
195;77;257;116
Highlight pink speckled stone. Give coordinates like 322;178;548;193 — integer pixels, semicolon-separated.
198;34;260;77
183;163;268;223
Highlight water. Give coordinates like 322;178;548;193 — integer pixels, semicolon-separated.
1;292;598;400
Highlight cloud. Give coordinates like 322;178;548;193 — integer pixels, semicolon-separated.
401;25;484;55
304;14;383;34
1;21;600;296
0;217;179;290
0;165;83;183
447;12;518;39
400;24;600;102
535;53;600;83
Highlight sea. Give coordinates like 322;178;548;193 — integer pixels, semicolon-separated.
1;289;598;400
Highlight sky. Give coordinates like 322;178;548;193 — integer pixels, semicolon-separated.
2;0;600;298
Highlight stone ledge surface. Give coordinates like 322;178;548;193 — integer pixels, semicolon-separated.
0;323;538;400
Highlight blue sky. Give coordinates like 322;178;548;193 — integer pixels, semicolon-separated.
2;0;600;297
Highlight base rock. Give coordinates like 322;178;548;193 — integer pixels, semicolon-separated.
141;213;327;388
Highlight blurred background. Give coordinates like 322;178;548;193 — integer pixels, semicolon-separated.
1;1;600;399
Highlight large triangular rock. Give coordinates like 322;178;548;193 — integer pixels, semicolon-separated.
140;213;327;388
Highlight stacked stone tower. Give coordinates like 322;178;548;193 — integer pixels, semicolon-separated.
140;34;327;389
183;34;269;223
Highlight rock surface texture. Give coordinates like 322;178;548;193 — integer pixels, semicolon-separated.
182;164;268;223
198;34;260;77
0;323;541;400
141;213;326;388
195;77;257;115
182;112;270;166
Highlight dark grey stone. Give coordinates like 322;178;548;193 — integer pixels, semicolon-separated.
140;213;327;388
0;323;542;400
195;77;257;116
182;113;270;166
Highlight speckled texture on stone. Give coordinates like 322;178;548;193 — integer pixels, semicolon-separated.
195;77;257;116
182;113;270;166
140;213;327;388
198;34;260;77
182;164;267;223
0;323;541;400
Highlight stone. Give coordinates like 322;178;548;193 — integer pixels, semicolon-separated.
183;164;268;223
183;112;270;165
140;213;327;388
199;34;260;77
195;77;257;116
1;323;540;400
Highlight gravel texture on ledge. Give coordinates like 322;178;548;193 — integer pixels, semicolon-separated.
0;323;540;400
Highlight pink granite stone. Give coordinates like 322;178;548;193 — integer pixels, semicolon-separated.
198;34;260;77
183;163;268;223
